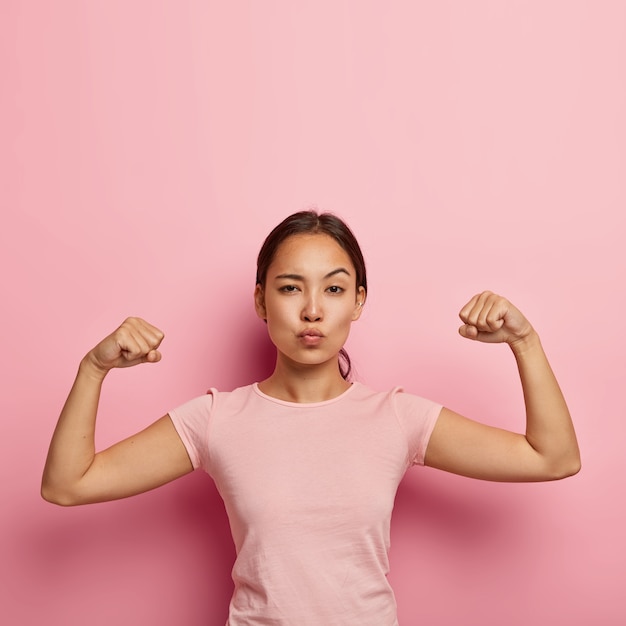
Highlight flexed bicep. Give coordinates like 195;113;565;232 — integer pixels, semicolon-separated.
42;318;193;506
66;415;194;505
424;408;551;482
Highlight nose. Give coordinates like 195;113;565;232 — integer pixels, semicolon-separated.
302;293;322;322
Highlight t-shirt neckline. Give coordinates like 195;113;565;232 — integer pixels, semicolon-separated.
252;382;358;407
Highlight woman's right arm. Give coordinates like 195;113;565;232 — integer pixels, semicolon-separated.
41;317;193;506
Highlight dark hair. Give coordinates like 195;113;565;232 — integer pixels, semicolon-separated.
256;210;367;380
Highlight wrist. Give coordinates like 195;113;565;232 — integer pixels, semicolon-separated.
79;353;110;382
508;328;541;357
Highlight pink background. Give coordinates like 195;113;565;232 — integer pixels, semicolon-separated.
2;1;625;624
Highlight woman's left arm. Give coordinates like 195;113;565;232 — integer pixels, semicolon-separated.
424;291;581;482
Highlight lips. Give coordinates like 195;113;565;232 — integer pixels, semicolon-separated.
298;328;324;345
299;328;323;338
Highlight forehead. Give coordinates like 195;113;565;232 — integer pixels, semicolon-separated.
270;234;354;275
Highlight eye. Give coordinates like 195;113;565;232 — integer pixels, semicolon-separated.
279;285;300;293
326;285;344;294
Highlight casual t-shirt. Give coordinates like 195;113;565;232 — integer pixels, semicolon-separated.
169;382;442;625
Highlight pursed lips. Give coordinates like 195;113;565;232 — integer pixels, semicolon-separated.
298;328;324;338
298;328;324;345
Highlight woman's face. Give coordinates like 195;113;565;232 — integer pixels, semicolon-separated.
255;233;366;372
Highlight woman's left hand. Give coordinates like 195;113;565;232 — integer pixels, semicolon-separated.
458;291;534;346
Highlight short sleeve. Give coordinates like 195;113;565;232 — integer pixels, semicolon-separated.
391;389;442;466
168;389;216;471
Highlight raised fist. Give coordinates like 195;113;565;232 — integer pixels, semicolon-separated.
458;292;534;345
86;317;165;373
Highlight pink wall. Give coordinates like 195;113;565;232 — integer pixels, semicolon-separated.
2;2;624;624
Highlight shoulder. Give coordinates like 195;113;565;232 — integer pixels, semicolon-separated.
166;384;258;471
351;382;439;410
169;384;256;420
352;382;442;429
349;383;442;466
347;383;441;425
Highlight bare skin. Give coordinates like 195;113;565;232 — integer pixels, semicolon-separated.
253;234;366;403
425;292;581;481
42;235;580;506
41;318;193;505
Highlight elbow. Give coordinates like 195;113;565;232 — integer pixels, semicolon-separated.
546;455;582;481
40;480;82;507
40;483;64;506
560;444;582;479
562;456;582;479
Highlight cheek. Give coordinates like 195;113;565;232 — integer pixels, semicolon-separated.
338;300;359;321
264;301;293;334
263;314;284;348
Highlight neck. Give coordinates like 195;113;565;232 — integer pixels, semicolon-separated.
258;357;351;403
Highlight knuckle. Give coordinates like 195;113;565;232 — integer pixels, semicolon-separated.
122;316;139;328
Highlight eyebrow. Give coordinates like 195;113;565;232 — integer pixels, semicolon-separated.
273;267;352;281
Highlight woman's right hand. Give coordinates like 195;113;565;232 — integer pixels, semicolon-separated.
86;317;165;374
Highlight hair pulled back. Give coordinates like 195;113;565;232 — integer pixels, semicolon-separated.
256;210;367;381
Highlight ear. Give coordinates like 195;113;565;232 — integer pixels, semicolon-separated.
352;286;366;321
254;284;267;320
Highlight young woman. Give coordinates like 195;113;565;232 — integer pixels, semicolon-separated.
42;210;580;625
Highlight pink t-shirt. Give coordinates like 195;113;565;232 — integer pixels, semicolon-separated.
169;382;441;625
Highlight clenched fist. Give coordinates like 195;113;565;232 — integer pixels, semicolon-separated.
85;317;165;374
458;292;534;346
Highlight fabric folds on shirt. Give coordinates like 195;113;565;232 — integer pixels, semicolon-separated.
169;382;441;625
